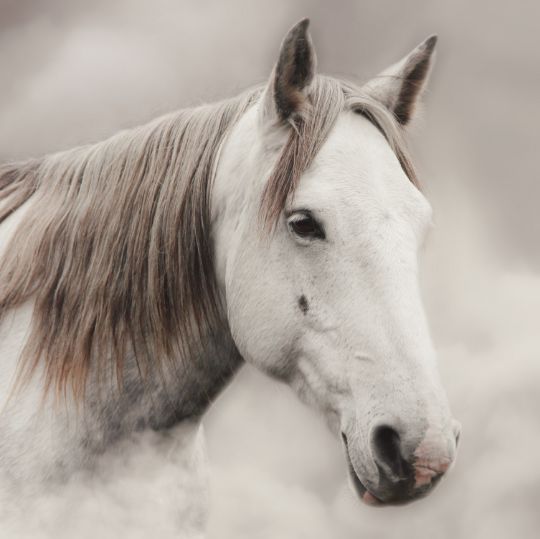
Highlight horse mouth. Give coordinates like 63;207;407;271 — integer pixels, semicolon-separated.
341;433;382;506
341;433;444;507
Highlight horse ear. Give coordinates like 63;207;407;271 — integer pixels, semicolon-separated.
363;36;437;126
261;18;317;126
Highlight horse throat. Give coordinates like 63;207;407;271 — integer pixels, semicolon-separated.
84;327;244;451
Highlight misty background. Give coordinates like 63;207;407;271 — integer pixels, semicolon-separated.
0;1;539;537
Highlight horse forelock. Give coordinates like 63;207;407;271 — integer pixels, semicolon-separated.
260;76;419;228
0;75;417;400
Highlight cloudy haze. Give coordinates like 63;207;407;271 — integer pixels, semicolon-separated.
1;1;539;537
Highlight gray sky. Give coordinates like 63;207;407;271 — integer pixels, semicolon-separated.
1;1;539;538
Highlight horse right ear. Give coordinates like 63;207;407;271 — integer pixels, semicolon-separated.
260;18;317;128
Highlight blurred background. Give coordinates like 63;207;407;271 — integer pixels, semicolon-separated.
1;1;539;538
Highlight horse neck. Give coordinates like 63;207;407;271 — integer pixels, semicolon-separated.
84;327;243;443
0;199;243;444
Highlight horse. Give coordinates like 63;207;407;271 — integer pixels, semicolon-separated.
0;18;460;536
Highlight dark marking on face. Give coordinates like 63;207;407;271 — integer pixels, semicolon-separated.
298;294;309;314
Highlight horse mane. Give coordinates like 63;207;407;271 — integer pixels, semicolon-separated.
260;76;419;226
0;76;417;399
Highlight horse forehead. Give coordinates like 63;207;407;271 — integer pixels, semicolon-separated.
299;112;423;211
312;112;404;189
324;111;391;154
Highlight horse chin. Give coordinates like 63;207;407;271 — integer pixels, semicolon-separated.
342;434;382;507
346;459;382;506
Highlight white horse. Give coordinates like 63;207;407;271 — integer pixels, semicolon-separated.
0;19;459;537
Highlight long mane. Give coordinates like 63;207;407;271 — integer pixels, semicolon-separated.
0;76;417;399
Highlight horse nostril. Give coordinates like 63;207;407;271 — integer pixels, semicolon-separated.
452;419;462;448
371;424;408;481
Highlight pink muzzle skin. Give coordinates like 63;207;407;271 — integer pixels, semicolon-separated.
414;459;451;488
362;490;381;506
413;432;454;489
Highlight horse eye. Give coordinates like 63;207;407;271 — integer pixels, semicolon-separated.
288;213;325;240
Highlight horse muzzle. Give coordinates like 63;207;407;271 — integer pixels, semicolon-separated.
342;419;460;506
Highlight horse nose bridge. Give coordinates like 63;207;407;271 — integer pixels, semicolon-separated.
370;363;448;423
388;351;450;414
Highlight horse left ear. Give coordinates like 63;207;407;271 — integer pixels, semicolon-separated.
261;18;317;126
363;36;437;126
